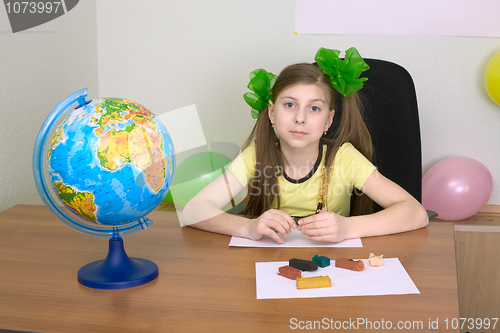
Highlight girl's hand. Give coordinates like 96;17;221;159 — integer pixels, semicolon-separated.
247;209;296;244
297;212;349;243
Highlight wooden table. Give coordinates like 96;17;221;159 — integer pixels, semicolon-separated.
0;205;459;332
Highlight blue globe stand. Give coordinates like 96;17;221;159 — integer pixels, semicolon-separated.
78;231;158;289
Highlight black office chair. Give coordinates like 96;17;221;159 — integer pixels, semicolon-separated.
358;59;436;218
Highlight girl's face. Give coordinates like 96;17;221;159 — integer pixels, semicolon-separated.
268;83;334;151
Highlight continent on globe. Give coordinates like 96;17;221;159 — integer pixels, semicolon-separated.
97;124;167;193
93;98;156;136
48;119;66;158
94;99;169;193
53;181;97;222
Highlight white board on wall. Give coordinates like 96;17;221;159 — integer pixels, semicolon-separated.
295;0;500;37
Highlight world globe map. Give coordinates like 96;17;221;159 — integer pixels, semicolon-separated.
47;98;175;226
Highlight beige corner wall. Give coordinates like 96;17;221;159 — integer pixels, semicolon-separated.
2;1;500;212
0;1;99;211
96;1;500;204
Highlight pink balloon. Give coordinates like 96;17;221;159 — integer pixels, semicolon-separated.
422;157;493;220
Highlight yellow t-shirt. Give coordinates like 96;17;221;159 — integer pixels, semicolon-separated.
228;142;376;217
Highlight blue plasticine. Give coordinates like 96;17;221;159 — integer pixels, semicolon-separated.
312;254;331;268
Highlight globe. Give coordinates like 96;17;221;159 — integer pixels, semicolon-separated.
33;88;175;289
48;97;175;226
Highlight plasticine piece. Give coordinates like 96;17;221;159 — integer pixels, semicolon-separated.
296;276;331;289
289;258;319;271
368;253;384;267
335;258;365;271
312;254;330;268
278;265;301;280
293;217;301;226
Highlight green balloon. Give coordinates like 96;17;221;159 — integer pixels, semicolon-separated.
163;151;232;206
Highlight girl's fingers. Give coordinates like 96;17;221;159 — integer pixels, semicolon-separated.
266;228;284;243
274;209;296;227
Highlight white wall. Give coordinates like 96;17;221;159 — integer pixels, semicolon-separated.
2;0;500;212
96;0;500;204
0;1;99;211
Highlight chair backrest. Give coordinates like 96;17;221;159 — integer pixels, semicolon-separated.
361;59;422;211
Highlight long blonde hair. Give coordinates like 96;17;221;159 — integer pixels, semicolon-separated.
241;63;374;217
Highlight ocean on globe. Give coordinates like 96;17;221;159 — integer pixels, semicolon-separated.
47;98;175;226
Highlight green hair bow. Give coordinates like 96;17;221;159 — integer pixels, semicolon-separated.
243;68;277;119
314;47;370;98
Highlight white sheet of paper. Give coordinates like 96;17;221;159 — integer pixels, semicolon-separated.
156;104;206;155
255;259;419;299
295;0;500;37
229;228;362;247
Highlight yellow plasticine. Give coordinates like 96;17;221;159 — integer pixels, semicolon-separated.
296;276;331;289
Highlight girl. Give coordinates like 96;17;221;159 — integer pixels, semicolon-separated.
182;47;428;243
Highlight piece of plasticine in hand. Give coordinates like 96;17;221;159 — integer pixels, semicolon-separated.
293;216;302;226
368;253;384;267
289;258;319;271
335;258;365;271
312;254;330;268
277;265;301;280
